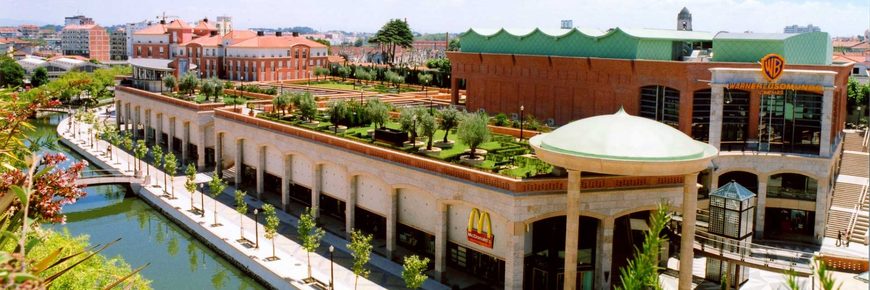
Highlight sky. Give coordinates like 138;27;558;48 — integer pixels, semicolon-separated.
0;0;867;36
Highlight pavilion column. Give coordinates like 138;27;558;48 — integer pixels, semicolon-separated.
197;125;206;168
434;201;449;282
234;138;244;186
679;173;699;290
345;175;357;237
564;170;581;290
256;145;265;199
814;178;831;243
281;155;292;212
709;84;725;149
168;117;176;153
595;217;615;290
754;176;768;238
155;114;163;146
115;101;122;131
505;221;526;290
311;163;322;219
385;188;398;260
819;87;834;157
182;122;190;164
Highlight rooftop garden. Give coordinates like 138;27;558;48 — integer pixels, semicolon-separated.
159;74;253;106
259;93;559;179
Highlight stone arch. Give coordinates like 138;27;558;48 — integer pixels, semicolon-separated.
522;209;608;226
765;169;822;183
717;170;760;193
611;204;660;220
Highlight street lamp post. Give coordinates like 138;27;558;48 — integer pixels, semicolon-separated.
519;105;525;141
253;208;259;249
329;245;334;289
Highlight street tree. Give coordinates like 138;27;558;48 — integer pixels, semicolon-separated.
122;134;133;172
348;230;373;289
164;152;177;199
402;255;429;289
185;163;197;210
134;139;148;177
152;145;164;188
208;172;227;227
234;190;247;241
298;207;325;281
457;112;491;159
369;19;414;65
263;204;280;260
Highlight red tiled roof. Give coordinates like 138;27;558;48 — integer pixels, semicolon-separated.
0;27;18;33
230;35;328;49
185;35;221;47
852;42;870;50
222;30;258;43
833;40;862;48
194;20;217;31
134;23;168;35
166;19;190;30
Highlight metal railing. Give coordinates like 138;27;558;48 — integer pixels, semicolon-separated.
692;230;814;274
846;185;869;242
80;169;127;178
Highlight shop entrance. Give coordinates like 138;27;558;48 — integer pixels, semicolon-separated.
763;207;815;243
526;216;598;290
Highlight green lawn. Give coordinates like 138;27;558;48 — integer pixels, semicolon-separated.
307;80;419;94
258;112;553;179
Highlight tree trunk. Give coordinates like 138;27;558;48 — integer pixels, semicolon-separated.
307;253;312;279
470;146;476;159
442;126;450;143
272;238;275;258
240;214;244;240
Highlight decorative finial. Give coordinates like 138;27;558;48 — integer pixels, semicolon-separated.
615;106;627;115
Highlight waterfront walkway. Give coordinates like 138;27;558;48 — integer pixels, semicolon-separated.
60;112;449;290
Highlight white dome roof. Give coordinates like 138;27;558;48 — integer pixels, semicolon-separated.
533;108;714;162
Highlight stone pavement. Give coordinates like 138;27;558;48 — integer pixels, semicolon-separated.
61;111;449;290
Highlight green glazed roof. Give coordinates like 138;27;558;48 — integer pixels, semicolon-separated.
536;108;716;162
711;181;756;201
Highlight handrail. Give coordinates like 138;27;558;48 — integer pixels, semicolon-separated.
847;185;870;241
692;232;814;274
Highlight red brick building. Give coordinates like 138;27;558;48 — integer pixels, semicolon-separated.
224;33;328;82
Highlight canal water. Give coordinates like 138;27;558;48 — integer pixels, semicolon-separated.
30;114;265;290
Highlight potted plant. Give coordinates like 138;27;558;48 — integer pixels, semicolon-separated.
457;112;491;165
435;107;458;148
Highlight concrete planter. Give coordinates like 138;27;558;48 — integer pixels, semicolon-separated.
460;154;486;166
328;125;347;133
433;140;455;149
418;146;442;157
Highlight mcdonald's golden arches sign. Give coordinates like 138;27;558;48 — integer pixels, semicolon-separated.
467;208;494;248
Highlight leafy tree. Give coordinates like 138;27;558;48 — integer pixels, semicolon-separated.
399;108;422;146
123;134;133;172
328;99;349;133
384;70;404;92
263;204;280;260
348;230;373;289
223;95;248;111
178;73;199;96
31;67;49;87
353;38;364;47
419;112;436;150
208;171;227;226
297;92;317;122
200;78;215;101
337;65;352;81
457;112;491;159
313;67;330;81
208;78;224;102
354;68;374;85
224;80;234;90
272;93;291;115
134;139;148;177
402;255;429;289
366;98;389;133
234;190;247;240
162;74;177;93
185;163;197;209
369;19;414;65
418;72;433;90
447;38;460;51
152;145;164;189
0;56;25;88
164;152;177;199
438;107;459;143
298;207;325;281
616;203;670;290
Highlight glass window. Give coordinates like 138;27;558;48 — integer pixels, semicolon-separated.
767;173;817;201
692;89;711;141
759;91;822;154
639;86;680;128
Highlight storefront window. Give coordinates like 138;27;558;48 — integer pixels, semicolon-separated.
767;173;817;201
447;242;505;286
397;224;435;259
691;89;711;142
763;208;815;243
640;85;680;128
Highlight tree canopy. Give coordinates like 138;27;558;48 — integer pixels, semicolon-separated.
369;19;414;65
0;56;24;88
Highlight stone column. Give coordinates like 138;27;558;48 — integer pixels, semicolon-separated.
144;110;151;143
505;221;526;289
345;175;357;236
125;104;131;134
155;114;163;146
281;155;292;212
709;84;724;149
754;176;768;238
814;178;831;243
564;170;581;290
133;106;140;139
182;122;190;164
595;217;615;290
385;188;398;259
234;138;243;186
197;125;206;168
215;132;223;175
168;117;176;153
434;201;448;281
679;173;699;290
819;87;834;157
256;145;265;199
311;163;321;218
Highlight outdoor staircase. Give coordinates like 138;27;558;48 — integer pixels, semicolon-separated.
825;131;869;244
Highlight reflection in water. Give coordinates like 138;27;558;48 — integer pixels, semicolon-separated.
32;114;264;290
